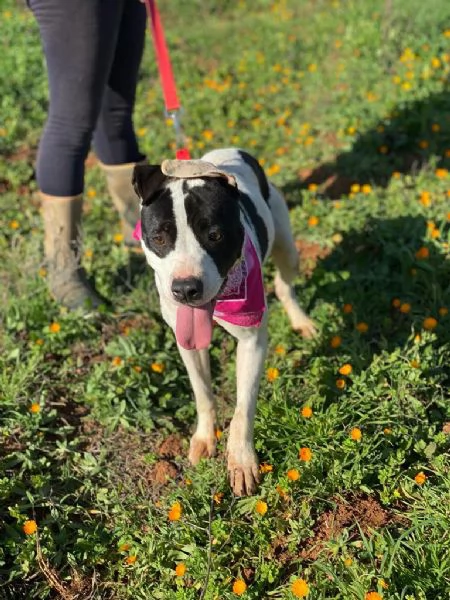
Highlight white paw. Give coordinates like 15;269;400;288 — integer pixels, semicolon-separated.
188;434;216;465
294;315;317;339
227;448;260;496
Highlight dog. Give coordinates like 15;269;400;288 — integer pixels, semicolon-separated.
132;148;315;496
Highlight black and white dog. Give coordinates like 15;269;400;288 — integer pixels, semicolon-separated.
132;148;315;496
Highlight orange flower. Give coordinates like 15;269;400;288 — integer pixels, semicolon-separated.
49;322;61;334
339;363;352;376
151;362;165;373
168;501;182;521
175;563;186;577
133;365;142;373
215;428;223;440
392;298;401;308
378;145;388;154
307;216;319;227
414;471;426;485
299;447;312;462
232;579;247;595
356;322;368;333
213;492;224;504
418;140;429;149
259;463;273;474
23;520;37;535
361;184;372;194
330;335;342;348
291;578;309;597
274;343;286;355
29;403;41;414
287;469;300;481
410;359;420;368
255;500;268;515
438;307;448;317
266;367;280;382
336;378;346;389
383;428;392;435
9;220;20;230
419;191;431;206
125;555;137;565
86;187;97;198
342;303;353;314
399;303;411;314
415;246;429;260
435;168;448;178
423;317;438;330
350;427;362;441
365;593;382;600
308;183;318;192
275;485;289;499
301;406;313;418
119;543;131;552
111;356;123;367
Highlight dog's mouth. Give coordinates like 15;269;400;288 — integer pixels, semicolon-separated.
175;301;216;351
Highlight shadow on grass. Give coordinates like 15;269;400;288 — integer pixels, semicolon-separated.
283;87;450;201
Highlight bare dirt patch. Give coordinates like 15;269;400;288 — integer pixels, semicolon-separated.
295;239;331;277
299;493;398;560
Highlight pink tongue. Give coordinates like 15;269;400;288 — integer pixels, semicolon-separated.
176;303;214;350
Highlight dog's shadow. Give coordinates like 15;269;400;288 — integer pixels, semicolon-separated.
306;214;450;413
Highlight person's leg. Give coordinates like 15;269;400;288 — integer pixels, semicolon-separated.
94;0;147;244
30;0;125;308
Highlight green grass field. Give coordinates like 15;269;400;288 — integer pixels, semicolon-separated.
1;0;450;598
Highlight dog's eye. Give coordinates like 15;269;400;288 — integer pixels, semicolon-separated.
208;228;223;242
153;234;166;246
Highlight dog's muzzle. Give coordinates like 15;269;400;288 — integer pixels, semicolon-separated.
171;277;204;304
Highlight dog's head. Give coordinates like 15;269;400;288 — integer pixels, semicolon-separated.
132;160;244;308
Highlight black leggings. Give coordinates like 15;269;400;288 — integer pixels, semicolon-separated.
30;0;147;196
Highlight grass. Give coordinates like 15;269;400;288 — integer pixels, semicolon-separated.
1;0;450;598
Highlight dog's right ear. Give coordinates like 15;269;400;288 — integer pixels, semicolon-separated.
132;164;168;204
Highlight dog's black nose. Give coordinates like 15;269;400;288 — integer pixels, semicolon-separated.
171;278;204;303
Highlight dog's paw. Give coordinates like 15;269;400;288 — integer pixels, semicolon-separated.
227;451;260;496
295;317;317;339
188;434;216;465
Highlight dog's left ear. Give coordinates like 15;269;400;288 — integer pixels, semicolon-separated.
132;164;168;204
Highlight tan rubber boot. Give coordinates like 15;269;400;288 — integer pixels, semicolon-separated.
100;162;143;246
40;193;106;310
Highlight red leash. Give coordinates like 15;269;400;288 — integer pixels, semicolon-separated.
143;0;191;160
133;0;191;241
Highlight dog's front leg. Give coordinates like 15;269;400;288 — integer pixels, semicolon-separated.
177;346;217;465
220;314;268;496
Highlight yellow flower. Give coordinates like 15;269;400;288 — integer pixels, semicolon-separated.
343;303;353;314
365;593;382;600
215;428;223;440
415;246;429;260
23;520;38;535
49;322;61;334
29;403;41;414
113;232;124;244
266;367;280;382
383;428;392;435
168;501;182;521
287;469;300;481
423;317;438;330
361;184;372;194
232;579;247;595
438;307;448;317
111;356;123;367
339;363;352;376
307;216;319;227
125;555;137;565
291;578;309;597
431;57;441;69
213;492;224;504
336;378;346;389
402;81;412;91
151;362;165;373
137;127;147;137
356;322;369;333
308;63;317;72
84;248;93;259
343;557;353;567
435;168;448;178
330;335;342;348
301;406;313;418
399;303;411;314
350;427;362;441
308;183;318;192
274;344;286;355
392;171;401;179
35;339;44;346
414;472;426;485
259;463;273;474
350;183;360;194
9;220;20;230
202;129;214;141
119;543;131;551
175;563;186;576
255;500;268;515
299;447;312;462
410;360;420;369
266;164;281;177
379;579;389;589
347;126;357;135
432;123;441;133
419;191;431;206
86;187;96;198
